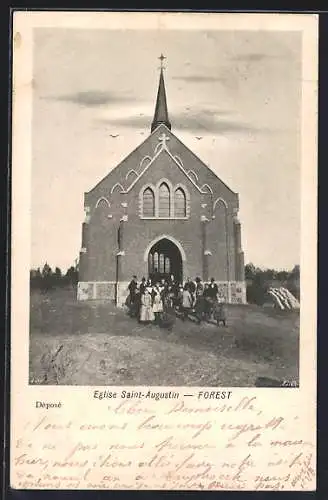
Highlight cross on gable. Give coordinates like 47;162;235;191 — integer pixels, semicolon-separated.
158;133;170;148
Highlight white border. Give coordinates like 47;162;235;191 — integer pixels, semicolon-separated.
11;12;318;491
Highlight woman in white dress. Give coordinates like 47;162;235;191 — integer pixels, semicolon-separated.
152;283;164;324
139;289;155;324
181;284;193;321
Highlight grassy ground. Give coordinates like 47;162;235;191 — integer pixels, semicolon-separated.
29;288;299;387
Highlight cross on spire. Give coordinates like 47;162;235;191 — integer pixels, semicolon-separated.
151;54;171;132
158;53;166;70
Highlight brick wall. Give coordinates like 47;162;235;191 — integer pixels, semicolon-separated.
79;124;245;288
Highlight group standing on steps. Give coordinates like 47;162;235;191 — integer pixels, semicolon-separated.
126;274;227;330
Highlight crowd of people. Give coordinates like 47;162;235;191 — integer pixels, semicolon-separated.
126;274;227;330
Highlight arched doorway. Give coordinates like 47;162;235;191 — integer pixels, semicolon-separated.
147;238;183;284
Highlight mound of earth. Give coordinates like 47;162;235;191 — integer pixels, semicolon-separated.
29;333;259;386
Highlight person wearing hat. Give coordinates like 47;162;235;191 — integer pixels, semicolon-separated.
194;277;205;324
139;277;146;294
188;277;196;295
171;278;180;309
127;275;138;316
136;277;146;320
208;277;218;298
128;275;138;295
207;277;218;319
203;283;212;321
195;277;204;298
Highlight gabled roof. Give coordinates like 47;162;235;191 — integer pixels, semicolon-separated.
87;123;238;199
87;59;237;199
87;126;162;195
163;126;238;196
124;124;238;196
124;142;204;194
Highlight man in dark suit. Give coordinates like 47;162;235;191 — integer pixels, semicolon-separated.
208;277;218;299
128;275;138;301
139;277;146;294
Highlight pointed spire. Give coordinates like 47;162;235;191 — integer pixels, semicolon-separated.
151;54;171;132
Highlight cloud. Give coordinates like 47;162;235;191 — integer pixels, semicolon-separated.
97;108;259;135
174;114;258;135
45;90;135;107
230;53;277;62
172;75;224;83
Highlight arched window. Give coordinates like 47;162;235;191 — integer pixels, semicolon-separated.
142;187;155;217
148;253;153;273
158;183;170;217
153;252;159;272
174;187;186;217
140;182;189;219
159;254;165;273
165;257;170;274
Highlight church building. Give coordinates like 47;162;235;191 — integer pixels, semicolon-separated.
77;58;246;306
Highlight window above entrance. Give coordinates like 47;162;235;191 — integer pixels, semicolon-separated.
139;180;190;219
142;187;155;217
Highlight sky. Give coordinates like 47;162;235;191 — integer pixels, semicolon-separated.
31;27;301;272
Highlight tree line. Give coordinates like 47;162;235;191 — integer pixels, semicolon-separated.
30;262;300;305
30;263;78;291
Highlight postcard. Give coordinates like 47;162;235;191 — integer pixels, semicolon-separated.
10;11;317;490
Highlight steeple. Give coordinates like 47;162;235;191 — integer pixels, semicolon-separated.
151;54;171;132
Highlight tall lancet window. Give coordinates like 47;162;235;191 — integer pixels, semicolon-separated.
158;182;170;217
142;187;155;217
148;253;153;273
153;252;159;272
174;188;186;217
159;254;165;273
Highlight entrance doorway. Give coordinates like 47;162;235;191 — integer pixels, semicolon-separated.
148;238;183;284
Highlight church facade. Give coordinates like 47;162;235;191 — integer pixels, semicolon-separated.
77;65;246;306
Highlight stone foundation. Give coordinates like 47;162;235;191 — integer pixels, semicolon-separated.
217;281;247;304
115;281;130;308
77;280;247;305
77;281;130;307
77;281;116;302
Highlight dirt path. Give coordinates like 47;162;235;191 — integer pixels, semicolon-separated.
29;297;299;386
